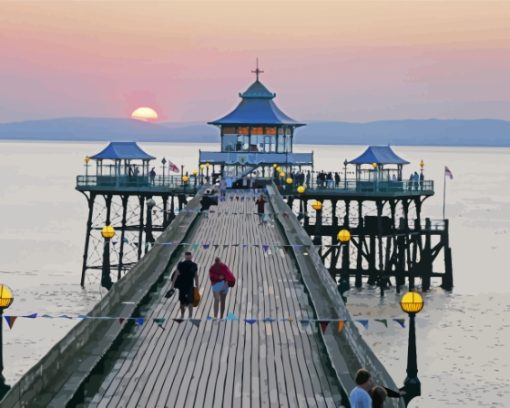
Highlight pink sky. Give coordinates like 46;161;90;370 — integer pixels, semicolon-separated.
1;1;510;123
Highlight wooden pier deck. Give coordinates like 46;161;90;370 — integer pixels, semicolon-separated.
84;190;343;407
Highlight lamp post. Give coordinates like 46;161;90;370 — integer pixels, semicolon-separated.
84;156;91;182
192;170;198;188
400;291;424;406
343;159;348;190
337;229;351;300
101;225;115;290
161;157;167;184
0;285;13;398
200;164;206;185
419;160;425;190
311;200;322;246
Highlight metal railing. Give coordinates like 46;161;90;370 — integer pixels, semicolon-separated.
76;175;201;191
281;179;434;195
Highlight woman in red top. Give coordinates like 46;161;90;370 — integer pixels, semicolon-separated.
209;257;234;319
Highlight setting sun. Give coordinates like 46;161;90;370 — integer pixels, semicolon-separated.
131;106;158;122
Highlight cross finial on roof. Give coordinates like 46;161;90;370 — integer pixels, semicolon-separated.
251;58;264;81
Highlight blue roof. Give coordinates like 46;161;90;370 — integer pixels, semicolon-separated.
349;146;409;165
208;80;305;127
91;142;155;161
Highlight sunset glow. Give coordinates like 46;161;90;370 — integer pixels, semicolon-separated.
1;1;510;122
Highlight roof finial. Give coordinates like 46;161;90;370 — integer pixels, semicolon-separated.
251;57;264;81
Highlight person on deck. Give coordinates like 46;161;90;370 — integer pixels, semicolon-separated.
349;369;374;408
255;193;267;225
165;252;199;319
209;257;235;319
149;167;156;185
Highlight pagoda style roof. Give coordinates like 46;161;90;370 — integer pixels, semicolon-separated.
349;145;409;165
91;142;155;161
208;79;305;127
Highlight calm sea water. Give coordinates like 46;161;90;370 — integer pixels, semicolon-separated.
0;141;509;407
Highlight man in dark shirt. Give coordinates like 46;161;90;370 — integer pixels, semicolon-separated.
255;194;266;225
166;251;199;319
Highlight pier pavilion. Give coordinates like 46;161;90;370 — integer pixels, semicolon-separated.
76;142;199;288
199;67;313;180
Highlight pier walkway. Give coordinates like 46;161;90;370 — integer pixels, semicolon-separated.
86;189;342;407
1;187;402;408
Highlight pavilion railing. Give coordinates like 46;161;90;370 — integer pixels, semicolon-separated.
76;175;201;191
280;179;434;195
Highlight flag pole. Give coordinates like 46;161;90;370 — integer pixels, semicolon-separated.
442;167;447;220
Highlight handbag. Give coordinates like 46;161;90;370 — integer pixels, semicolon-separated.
193;287;201;307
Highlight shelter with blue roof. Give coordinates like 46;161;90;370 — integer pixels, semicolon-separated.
349;145;409;182
199;62;313;177
91;141;155;178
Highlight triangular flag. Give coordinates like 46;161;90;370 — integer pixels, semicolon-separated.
190;319;201;327
119;318;126;324
173;318;184;324
337;320;345;333
375;319;388;328
153;318;165;325
356;319;369;329
319;321;330;333
263;317;275;323
262;245;269;253
207;315;213;320
135;318;145;326
244;319;257;325
300;319;310;327
58;315;73;319
202;244;210;250
22;313;37;319
41;314;53;318
4;316;17;329
225;312;238;321
393;318;406;328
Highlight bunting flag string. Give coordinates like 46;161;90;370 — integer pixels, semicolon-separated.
155;241;348;250
2;314;408;332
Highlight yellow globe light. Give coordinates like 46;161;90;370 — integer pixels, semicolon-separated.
311;200;322;211
400;291;424;314
286;177;293;184
420;159;425;169
0;285;14;309
205;163;210;168
297;185;305;194
276;166;281;172
182;175;190;183
200;164;205;170
279;171;285;178
337;229;351;243
101;225;116;239
273;163;278;168
372;162;378;169
192;169;198;176
84;155;91;164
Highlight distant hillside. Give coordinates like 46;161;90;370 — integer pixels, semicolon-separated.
1;117;510;146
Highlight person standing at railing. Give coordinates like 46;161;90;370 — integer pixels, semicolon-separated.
305;170;311;187
150;167;156;185
419;171;424;190
334;172;341;187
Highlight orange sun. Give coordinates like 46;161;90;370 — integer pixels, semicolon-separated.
131;106;159;122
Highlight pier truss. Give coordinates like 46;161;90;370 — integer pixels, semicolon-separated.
284;193;453;295
78;191;190;288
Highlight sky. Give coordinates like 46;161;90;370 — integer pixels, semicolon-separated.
1;0;510;123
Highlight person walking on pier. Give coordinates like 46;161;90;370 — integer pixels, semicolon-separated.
255;193;267;225
209;257;235;319
349;369;373;408
165;251;199;319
